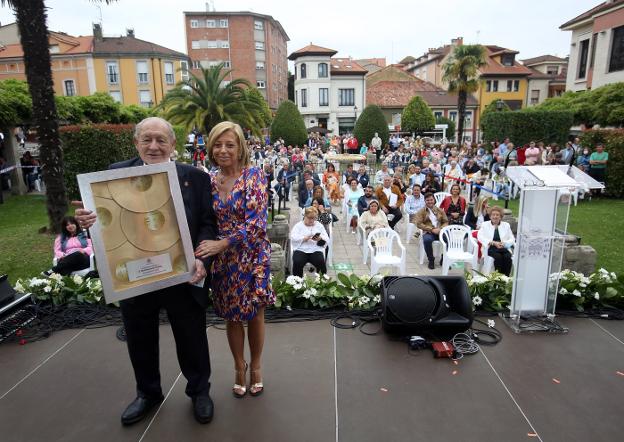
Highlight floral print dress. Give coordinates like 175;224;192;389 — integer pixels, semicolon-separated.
210;166;274;321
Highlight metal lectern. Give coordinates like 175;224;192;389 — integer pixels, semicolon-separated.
502;165;604;333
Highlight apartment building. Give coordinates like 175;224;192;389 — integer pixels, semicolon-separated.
521;55;568;106
183;11;289;109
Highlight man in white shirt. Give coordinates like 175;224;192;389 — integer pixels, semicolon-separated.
375;163;393;185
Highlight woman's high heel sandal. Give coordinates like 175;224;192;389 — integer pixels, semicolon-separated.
233;362;248;398
249;369;264;397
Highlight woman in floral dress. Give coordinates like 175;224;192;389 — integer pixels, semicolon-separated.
195;121;274;398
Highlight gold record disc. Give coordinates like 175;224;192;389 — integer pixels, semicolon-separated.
120;198;180;252
94;197;126;251
91;181;112;199
105;241;150;290
107;172;171;213
166;240;189;275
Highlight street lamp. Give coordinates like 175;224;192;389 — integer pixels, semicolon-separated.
496;99;504;111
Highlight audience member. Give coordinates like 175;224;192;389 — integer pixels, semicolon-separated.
290;207;329;277
477;206;514;276
439;183;466;225
359;200;389;236
375;176;404;230
415;193;449;269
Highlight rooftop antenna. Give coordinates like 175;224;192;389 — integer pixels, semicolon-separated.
206;1;215;12
476;30;480;43
96;4;103;25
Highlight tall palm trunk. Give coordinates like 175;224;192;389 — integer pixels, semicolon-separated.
457;76;467;145
14;0;67;233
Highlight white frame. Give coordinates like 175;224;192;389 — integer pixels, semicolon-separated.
77;162;196;303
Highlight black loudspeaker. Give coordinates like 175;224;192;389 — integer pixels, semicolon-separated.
0;274;17;307
381;276;473;339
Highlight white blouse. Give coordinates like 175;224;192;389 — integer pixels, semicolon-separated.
290;220;330;254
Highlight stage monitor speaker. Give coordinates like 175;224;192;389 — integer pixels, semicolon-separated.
0;274;17;308
381;276;473;339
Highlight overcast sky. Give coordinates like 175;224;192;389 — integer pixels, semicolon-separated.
1;0;600;64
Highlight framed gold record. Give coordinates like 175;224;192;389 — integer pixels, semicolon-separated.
77;162;196;303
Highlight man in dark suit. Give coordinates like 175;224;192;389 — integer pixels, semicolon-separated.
75;117;216;425
298;178;315;208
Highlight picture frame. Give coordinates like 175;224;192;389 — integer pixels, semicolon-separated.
77;162;196;303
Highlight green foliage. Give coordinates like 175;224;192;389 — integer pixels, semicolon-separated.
481;110;574;146
535;82;624;127
0;79;32;126
172;125;188;159
15;274;104;306
580;129;624;198
442;44;487;96
60;124;136;199
353;104;389;146
55;95;84;124
270;100;307;146
159;63;265;135
244;87;272;128
435;116;455;140
401;96;435;134
118;104;150;124
482;99;511;117
76;92;121;123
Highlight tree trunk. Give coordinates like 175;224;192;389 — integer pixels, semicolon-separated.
457;88;467;145
14;0;67;233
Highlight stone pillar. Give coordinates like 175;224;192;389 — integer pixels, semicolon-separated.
561;235;597;275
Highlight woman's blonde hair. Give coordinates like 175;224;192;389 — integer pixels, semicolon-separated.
206;121;250;167
304;207;319;218
474;195;490;217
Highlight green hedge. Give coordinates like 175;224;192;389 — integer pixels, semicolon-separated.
401;95;435;134
580;129;624;198
60;125;136;200
353;104;389;146
270;100;307;146
481;110;574;146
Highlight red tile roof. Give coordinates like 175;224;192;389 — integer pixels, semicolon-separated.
367;80;477;108
93;36;187;58
330;58;367;75
560;0;624;29
288;44;337;60
479;45;533;76
521;54;567;65
0;34;93;59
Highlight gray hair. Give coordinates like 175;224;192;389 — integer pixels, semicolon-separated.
134;117;176;142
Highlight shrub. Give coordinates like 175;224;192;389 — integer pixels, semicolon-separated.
270;100;307;146
0;79;32;127
353;104;389;146
435;116;455;141
60;124;136;199
172;125;188;159
481;110;574;146
580;129;624;198
76;92;121;123
401;95;435;135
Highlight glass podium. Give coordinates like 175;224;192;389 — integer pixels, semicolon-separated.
501;166;604;333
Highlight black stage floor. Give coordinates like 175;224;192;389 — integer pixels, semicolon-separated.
1;317;623;442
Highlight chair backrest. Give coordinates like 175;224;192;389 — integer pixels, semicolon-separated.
440;225;471;252
434;192;450;207
367;227;400;256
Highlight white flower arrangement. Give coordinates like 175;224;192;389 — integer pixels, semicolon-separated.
15;275;104;305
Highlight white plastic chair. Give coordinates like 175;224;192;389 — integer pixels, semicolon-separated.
418;228;442;264
439;225;478;276
326;221;334;266
52;254;95;278
434;192;450;207
367;228;406;276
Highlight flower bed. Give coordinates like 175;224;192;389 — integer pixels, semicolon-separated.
15;274;103;305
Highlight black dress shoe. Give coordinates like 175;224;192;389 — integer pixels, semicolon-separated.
192;394;214;424
121;395;164;425
428;260;435;270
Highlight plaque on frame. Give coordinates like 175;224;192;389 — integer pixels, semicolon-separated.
77;162;196;303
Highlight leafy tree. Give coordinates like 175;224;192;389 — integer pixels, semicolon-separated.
0;79;32;127
244;87;272;128
270;100;307;146
353;104;389;146
159;63;264;135
119;104;150;124
435;116;455;141
401;96;435;135
55;96;83;124
481;110;573;146
442;44;487;143
0;0;117;233
480;99;511;134
76;92;121;123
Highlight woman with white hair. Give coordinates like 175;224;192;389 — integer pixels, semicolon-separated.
444;159;463;192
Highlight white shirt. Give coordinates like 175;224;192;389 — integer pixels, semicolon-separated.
405;194;425;215
428;208;439;228
290;220;329;254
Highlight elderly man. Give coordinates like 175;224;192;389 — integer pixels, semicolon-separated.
75;117;216;425
375;175;404;229
415;192;449;269
298;178;315;208
371;132;383;161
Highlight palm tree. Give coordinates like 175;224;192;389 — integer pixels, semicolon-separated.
442;44;487;144
159;64;265;135
2;0;116;233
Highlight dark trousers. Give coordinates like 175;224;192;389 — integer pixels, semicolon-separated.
120;287;211;400
387;207;403;229
423;232;439;262
52;252;90;276
488;246;512;276
292;250;326;277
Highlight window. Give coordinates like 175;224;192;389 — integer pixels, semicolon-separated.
223;60;231;68
449;111;457;122
180;60;189;81
319;88;328;106
207;40;217;49
546;65;559;75
255;41;264;50
64;80;76;96
191;40;200;50
513;80;519;92
318;63;328;78
190;19;199;28
609;25;624;72
465;111;473;129
433;111;443;119
254;20;264;30
301;89;307;107
578;39;590;79
506;80;512;92
109;91;122;103
486;80;498;92
219;19;228;28
164;62;174;84
501;54;514;66
49;44;60;54
338;88;355;106
192;60;201;69
139;90;152;107
206;19;215;28
257;80;266;89
136;61;148;84
256;61;265;70
106;61;119;84
219;40;229;49
590;33;598;68
300;63;307;79
530;89;540;105
492;80;498;92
